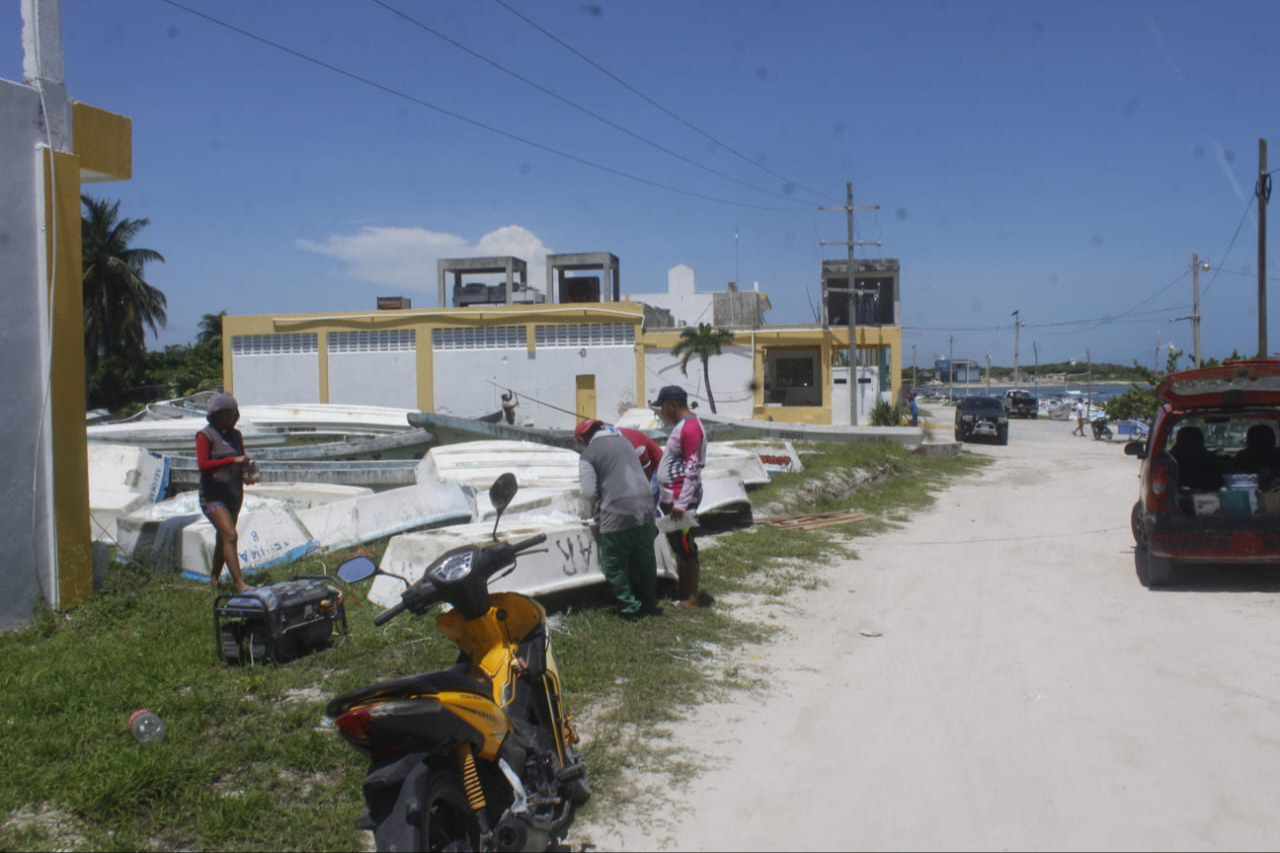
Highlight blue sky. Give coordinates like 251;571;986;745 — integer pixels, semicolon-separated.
6;0;1277;368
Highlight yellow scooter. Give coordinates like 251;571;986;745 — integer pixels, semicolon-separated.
329;474;589;852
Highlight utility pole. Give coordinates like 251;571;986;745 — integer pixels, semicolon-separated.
819;182;879;426
1171;255;1207;368
1259;138;1271;357
1011;309;1022;389
1154;330;1161;374
911;344;917;393
948;335;955;403
1033;341;1039;395
985;353;991;395
1087;348;1093;416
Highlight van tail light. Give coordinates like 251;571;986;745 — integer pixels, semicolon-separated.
1148;456;1173;512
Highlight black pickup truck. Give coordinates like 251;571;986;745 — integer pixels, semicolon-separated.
1002;389;1038;419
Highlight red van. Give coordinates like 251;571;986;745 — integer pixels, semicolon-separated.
1126;359;1280;587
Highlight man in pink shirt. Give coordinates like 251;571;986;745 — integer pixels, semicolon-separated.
654;385;707;609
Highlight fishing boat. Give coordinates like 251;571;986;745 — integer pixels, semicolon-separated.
408;410;580;449
87;417;288;452
367;515;679;608
165;457;422;492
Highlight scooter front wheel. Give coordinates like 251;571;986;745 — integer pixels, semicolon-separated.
419;770;481;852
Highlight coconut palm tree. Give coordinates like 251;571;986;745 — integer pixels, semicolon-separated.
670;323;735;414
197;310;226;350
81;195;166;379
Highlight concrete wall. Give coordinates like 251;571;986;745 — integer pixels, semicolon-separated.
0;79;52;630
644;343;756;417
433;344;639;429
327;330;418;409
230;333;321;404
628;265;715;328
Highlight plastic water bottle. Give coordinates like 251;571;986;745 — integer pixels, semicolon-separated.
128;709;166;744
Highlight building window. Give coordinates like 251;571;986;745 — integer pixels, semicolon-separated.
431;326;527;350
534;323;635;348
775;357;814;389
328;330;416;353
231;333;318;356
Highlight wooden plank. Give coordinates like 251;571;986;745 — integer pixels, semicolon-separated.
756;511;872;531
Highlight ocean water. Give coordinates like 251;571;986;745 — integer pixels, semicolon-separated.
920;383;1148;402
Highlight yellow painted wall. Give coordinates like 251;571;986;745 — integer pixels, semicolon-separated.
45;150;90;608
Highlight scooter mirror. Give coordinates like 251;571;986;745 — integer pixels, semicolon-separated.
489;473;518;514
489;473;519;541
337;556;378;583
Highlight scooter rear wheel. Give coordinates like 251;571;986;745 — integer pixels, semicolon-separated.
420;770;480;852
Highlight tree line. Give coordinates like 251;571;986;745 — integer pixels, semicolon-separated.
81;195;223;413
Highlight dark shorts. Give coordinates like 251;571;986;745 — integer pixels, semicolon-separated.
201;493;243;523
659;503;698;558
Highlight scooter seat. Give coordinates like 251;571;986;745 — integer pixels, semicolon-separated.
327;665;493;718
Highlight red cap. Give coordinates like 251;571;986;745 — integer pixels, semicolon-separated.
574;419;603;444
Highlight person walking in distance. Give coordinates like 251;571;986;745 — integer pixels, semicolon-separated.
654;385;706;609
197;393;258;592
575;419;662;619
1072;399;1086;436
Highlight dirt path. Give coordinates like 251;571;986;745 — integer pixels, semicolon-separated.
578;418;1280;852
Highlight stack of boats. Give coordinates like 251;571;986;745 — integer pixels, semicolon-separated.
92;398;805;602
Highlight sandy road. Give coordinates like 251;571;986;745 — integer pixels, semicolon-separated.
580;418;1280;852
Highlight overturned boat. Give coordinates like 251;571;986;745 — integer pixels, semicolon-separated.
367;514;679;609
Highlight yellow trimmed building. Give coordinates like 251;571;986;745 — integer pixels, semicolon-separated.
221;287;902;429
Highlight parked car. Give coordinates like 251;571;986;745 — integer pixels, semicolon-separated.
954;395;1009;444
1126;359;1280;588
1002;389;1038;419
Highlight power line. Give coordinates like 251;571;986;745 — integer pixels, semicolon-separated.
368;0;807;207
1202;195;1258;299
156;0;805;212
1210;267;1280;283
901;304;1190;335
490;0;836;204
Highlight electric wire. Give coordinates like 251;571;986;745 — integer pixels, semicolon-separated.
1200;195;1257;300
156;0;805;212
901;304;1192;335
490;0;836;203
369;0;809;208
1210;268;1280;282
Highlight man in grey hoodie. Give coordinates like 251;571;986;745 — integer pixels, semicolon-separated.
575;419;661;619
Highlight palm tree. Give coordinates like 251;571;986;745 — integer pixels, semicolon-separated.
670;324;735;414
81;195;167;379
197;310;227;349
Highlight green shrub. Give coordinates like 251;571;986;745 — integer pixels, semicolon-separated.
869;400;902;426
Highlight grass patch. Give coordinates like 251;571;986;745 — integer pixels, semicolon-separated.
0;442;988;851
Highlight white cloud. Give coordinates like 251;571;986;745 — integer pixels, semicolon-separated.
296;225;553;297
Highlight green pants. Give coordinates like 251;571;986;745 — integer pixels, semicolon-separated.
598;520;659;615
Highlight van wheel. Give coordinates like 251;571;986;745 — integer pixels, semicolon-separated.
1130;501;1146;548
1136;547;1172;588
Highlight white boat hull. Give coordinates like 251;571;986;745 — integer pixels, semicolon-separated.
88;443;171;543
369;516;678;608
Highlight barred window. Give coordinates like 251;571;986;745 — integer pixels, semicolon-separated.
534;323;635;348
231;333;318;356
431;326;527;351
328;330;416;353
